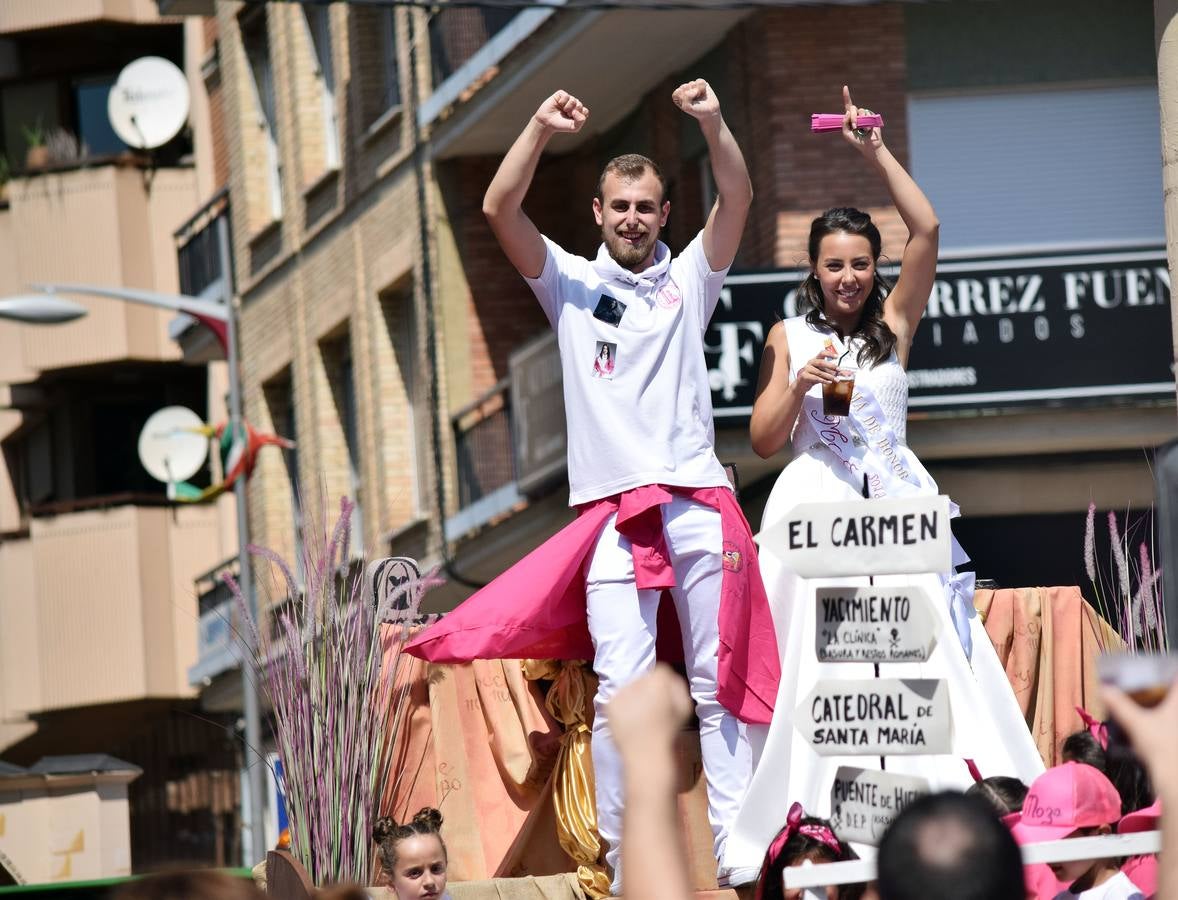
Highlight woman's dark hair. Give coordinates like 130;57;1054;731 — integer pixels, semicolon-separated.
1106;743;1154;815
373;807;446;872
797;207;897;368
1061;730;1107;771
965;776;1028;816
759;813;861;900
1060;730;1153;814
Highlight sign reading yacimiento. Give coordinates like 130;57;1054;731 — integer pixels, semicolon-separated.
830;767;931;845
816;585;938;663
797;678;951;756
757;495;952;578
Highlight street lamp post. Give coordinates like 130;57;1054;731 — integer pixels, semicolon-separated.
0;295;88;323
214;214;271;868
2;233;269;864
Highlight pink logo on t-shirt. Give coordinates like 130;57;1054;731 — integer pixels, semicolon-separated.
656;282;682;309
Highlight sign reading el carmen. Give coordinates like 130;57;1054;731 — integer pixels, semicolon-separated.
756;495;952;578
706;247;1172;415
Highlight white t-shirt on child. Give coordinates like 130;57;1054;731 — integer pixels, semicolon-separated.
525;232;731;506
1053;871;1146;900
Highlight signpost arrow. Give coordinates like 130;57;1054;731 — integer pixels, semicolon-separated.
830;766;931;845
756;495;952;578
816;585;939;663
796;678;951;756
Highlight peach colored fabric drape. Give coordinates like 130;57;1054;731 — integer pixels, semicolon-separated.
976;586;1125;766
377;626;571;883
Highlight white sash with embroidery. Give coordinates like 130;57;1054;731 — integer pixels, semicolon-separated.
801;380;977;660
802;383;935;502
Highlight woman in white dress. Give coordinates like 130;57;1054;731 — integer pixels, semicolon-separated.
723;88;1044;869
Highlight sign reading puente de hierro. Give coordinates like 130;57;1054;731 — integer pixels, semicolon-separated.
830;766;931;845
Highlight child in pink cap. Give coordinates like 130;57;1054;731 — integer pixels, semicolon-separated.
1116;797;1161;896
1010;762;1143;900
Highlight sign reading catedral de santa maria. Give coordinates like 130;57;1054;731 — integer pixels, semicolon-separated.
797;678;951;756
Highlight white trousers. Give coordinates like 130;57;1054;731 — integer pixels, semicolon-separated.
585;496;750;893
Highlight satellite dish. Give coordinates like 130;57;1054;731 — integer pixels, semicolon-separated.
108;56;190;149
138;406;209;484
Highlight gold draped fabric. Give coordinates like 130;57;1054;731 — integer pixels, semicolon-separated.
522;660;611;899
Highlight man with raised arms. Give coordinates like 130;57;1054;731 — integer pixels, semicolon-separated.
407;81;778;892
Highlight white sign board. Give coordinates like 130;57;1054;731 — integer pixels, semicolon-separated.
830;767;931;845
797;678;951;755
816;585;938;663
757;495;952;578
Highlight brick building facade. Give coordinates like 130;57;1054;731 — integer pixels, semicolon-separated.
202;0;1173;620
160;0;1174;872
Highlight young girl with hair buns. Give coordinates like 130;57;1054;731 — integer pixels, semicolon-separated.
373;808;449;900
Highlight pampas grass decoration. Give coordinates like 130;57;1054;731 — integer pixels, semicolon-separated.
228;496;430;885
1083;502;1166;654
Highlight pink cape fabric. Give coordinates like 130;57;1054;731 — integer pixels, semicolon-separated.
406;484;781;724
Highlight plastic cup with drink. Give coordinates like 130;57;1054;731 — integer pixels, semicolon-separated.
1098;652;1178;708
821;344;855;417
1098;651;1178;765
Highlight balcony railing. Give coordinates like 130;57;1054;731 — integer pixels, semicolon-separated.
0;503;224;716
175;188;231;301
452;378;516;510
445;333;566;541
188;557;242;687
428;7;521;88
0;1;165;36
2;163;201;372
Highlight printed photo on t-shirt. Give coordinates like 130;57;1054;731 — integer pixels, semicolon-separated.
592;341;617;380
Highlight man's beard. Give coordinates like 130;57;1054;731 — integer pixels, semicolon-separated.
603;230;655;270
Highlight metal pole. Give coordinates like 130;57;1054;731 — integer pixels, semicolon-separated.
217;213;268;864
1158;1;1178;409
1156;1;1178;648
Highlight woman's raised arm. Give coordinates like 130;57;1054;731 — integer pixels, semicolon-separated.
841;85;939;365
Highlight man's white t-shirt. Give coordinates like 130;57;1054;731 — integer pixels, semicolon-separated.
1053;871;1146;900
525;232;731;506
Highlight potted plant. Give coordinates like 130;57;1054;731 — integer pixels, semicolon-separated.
22;119;47;170
45;127;85;167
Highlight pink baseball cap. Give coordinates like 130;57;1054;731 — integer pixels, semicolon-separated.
1118;798;1162;834
1009;763;1122;844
